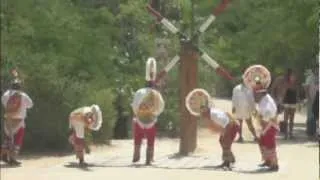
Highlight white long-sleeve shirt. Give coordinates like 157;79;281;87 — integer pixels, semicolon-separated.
210;108;230;129
1;90;33;120
256;94;279;133
256;94;277;121
69;106;92;138
1;90;33;133
232;84;255;119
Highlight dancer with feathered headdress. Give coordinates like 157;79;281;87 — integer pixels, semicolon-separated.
243;65;279;171
131;57;165;165
1;69;33;166
68;104;103;166
185;88;240;170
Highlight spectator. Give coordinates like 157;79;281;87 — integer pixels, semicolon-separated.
304;67;319;139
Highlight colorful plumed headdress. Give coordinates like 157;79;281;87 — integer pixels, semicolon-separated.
242;65;271;92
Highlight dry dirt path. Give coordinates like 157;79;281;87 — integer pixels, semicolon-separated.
1;99;318;180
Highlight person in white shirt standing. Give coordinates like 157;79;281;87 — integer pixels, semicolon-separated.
232;79;257;142
304;67;319;139
1;76;33;166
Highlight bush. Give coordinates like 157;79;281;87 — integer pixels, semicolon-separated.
21;65;117;151
84;88;117;144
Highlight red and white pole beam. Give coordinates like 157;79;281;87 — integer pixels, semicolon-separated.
154;55;180;84
199;51;234;81
146;5;179;34
197;0;232;33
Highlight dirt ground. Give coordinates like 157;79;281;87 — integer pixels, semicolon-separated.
1;99;319;180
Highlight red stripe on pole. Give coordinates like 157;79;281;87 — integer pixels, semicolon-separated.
213;0;231;16
215;66;234;81
155;70;167;84
146;4;163;21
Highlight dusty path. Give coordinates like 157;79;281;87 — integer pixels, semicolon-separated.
1;99;318;180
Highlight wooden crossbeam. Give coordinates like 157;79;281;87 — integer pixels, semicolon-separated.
194;0;232;37
146;5;187;39
212;0;232;16
154;55;180;84
194;47;234;81
146;1;234;83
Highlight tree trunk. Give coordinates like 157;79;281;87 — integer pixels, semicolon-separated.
179;41;198;155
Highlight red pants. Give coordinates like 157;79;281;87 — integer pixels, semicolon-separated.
258;126;278;165
69;132;85;151
2;127;25;152
219;122;239;162
69;132;86;160
133;122;156;147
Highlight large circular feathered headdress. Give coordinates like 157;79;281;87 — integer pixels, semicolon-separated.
185;88;212;116
242;65;271;92
131;87;165;125
87;104;103;131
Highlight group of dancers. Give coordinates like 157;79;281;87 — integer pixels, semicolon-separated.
184;64;279;171
1;58;280;172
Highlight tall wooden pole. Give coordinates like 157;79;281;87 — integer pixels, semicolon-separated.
179;0;199;155
179;41;198;155
146;0;234;155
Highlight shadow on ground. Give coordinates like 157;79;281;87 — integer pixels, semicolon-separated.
0;163;21;169
61;160;280;175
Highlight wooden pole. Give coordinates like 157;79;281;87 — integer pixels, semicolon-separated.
179;40;198;155
146;0;234;155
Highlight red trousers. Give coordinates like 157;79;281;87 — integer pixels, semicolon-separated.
69;132;85;152
219;121;240;162
2;127;25;152
258;126;278;165
133;121;156;147
69;132;86;160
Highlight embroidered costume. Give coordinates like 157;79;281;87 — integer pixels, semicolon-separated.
185;88;239;170
1;75;33;166
68;104;102;166
243;64;279;171
131;57;165;165
255;94;279;171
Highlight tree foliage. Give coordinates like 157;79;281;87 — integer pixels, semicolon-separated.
1;0;317;151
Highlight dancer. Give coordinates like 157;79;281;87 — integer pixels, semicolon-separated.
131;57;165;165
1;69;33;166
243;65;279;171
68;104;103;166
186;89;239;170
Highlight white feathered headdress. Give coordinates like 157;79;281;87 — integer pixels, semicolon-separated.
88;104;103;131
146;57;157;81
